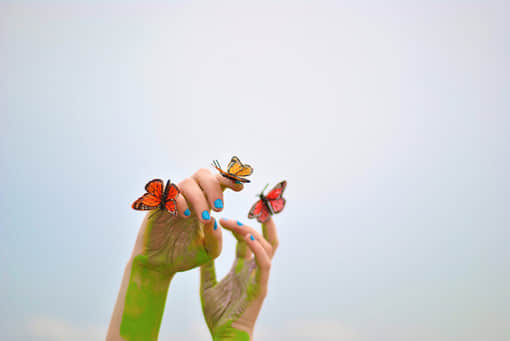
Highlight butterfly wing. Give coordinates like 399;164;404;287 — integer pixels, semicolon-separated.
227;156;242;172
163;181;180;215
256;204;271;223
132;193;162;210
227;156;253;177
265;180;287;200
132;179;165;210
269;197;286;214
248;199;264;219
164;199;177;214
248;197;271;223
145;179;164;197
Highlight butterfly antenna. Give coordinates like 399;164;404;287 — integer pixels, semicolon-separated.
261;183;269;195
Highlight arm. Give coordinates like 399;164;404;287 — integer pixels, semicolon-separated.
107;169;243;341
200;218;278;341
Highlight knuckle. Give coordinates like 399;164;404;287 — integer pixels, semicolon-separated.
273;240;279;251
179;177;194;187
196;168;211;177
263;260;272;270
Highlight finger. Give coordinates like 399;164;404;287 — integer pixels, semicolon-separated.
218;218;252;259
236;239;252;259
178;177;211;224
215;173;244;192
175;193;191;218
192;168;224;212
261;217;279;257
244;233;271;289
203;218;222;259
220;218;272;257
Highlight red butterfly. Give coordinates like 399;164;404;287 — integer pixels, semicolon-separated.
132;179;180;215
248;180;287;223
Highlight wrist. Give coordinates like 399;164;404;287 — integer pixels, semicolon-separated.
213;321;251;341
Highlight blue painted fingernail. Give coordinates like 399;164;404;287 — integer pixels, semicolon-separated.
250;235;255;241
235;180;241;184
237;220;243;226
184;208;191;217
214;199;223;209
214;220;218;230
202;210;210;220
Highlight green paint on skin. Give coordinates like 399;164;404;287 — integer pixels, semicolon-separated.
213;321;250;341
234;258;245;274
120;255;174;341
202;258;260;340
121;209;214;340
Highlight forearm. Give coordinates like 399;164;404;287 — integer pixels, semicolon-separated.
106;255;174;341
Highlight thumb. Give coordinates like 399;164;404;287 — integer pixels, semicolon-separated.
203;217;222;260
201;219;221;290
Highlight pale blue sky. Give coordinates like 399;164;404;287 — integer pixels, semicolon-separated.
1;1;509;340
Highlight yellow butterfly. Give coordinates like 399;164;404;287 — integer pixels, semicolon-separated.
212;156;253;183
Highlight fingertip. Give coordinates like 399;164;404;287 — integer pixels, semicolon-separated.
201;210;211;222
213;198;224;212
231;183;244;192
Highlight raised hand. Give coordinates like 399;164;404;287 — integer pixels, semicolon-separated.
107;168;243;341
132;169;243;273
200;218;279;340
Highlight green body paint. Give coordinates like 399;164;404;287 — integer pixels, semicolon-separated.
202;258;260;340
201;220;278;341
120;255;173;341
213;321;250;341
120;209;214;340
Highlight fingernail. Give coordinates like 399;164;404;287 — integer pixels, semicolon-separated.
202;210;210;220
235;180;241;184
237;220;243;226
214;220;218;230
250;235;255;241
184;208;191;217
214;199;223;209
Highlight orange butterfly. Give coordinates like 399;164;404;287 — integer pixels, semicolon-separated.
132;179;180;215
212;156;253;183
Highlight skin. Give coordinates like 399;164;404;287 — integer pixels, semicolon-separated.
200;217;279;341
106;169;243;341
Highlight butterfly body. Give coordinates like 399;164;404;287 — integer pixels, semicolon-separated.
212;156;253;183
132;179;180;215
248;180;287;223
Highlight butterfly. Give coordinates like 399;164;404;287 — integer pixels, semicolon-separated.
212;156;253;183
248;180;287;223
132;179;180;215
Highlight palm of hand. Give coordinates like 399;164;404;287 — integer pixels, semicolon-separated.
201;257;260;333
139;209;212;274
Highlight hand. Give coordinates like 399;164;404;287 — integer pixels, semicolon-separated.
131;169;243;274
200;218;279;340
107;169;243;341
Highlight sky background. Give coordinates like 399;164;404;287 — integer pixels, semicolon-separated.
1;1;509;340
